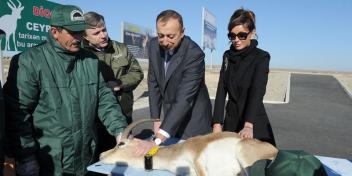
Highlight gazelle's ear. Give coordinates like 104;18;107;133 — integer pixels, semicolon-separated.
116;133;122;144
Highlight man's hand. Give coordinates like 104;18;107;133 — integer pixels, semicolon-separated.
153;121;161;134
212;123;223;133
15;155;40;176
133;138;156;157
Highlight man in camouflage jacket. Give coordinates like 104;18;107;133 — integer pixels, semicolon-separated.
83;11;144;153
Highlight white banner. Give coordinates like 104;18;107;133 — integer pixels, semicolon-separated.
202;7;216;50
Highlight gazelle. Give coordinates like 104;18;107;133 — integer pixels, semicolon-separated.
100;119;278;176
0;0;24;51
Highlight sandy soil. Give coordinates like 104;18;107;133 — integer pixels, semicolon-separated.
2;58;351;108
132;63;352;108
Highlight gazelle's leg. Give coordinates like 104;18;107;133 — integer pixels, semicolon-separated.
12;34;17;51
194;160;206;176
6;36;10;51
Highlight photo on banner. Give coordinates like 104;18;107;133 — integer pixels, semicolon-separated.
121;21;155;60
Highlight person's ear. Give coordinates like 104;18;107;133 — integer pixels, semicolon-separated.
50;27;59;40
250;29;256;39
181;27;185;38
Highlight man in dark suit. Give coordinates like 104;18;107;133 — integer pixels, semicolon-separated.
134;10;212;155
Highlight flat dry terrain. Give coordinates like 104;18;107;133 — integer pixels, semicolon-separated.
133;63;352;108
2;58;351;108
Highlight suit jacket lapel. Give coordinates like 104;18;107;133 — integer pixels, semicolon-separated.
156;46;166;91
164;37;188;87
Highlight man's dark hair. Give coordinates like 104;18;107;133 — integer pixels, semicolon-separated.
156;10;183;29
84;11;106;28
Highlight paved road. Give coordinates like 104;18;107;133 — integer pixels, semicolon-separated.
131;73;352;159
266;74;352;159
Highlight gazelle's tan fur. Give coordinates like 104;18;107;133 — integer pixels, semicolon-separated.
100;119;278;176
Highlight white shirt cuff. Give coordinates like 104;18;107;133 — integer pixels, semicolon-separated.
158;129;170;138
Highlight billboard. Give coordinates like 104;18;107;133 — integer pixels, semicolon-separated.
122;21;155;59
0;0;60;51
202;7;216;50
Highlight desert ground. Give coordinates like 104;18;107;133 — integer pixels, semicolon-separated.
132;62;352;109
1;58;352;108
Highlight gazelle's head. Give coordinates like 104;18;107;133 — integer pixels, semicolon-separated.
99;119;160;164
7;0;24;19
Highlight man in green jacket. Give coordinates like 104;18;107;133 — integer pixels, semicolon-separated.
83;12;144;153
3;5;127;176
0;81;4;176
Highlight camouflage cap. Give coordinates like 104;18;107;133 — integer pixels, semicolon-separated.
50;5;86;31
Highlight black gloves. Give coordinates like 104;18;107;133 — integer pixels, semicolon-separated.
107;80;123;96
15;155;39;176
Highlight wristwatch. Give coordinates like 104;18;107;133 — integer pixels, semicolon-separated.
153;137;162;146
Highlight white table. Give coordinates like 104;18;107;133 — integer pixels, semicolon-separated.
88;138;352;176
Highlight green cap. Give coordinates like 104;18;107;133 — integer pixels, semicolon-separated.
248;150;327;176
50;5;86;32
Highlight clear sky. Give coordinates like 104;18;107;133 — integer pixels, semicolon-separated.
51;0;352;72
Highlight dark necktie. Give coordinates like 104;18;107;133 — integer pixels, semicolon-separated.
165;52;172;75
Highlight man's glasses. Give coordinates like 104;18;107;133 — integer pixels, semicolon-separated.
227;32;249;41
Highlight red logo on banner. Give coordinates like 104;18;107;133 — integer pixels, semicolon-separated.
33;6;52;19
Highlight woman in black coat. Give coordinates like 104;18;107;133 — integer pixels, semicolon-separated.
212;8;276;146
